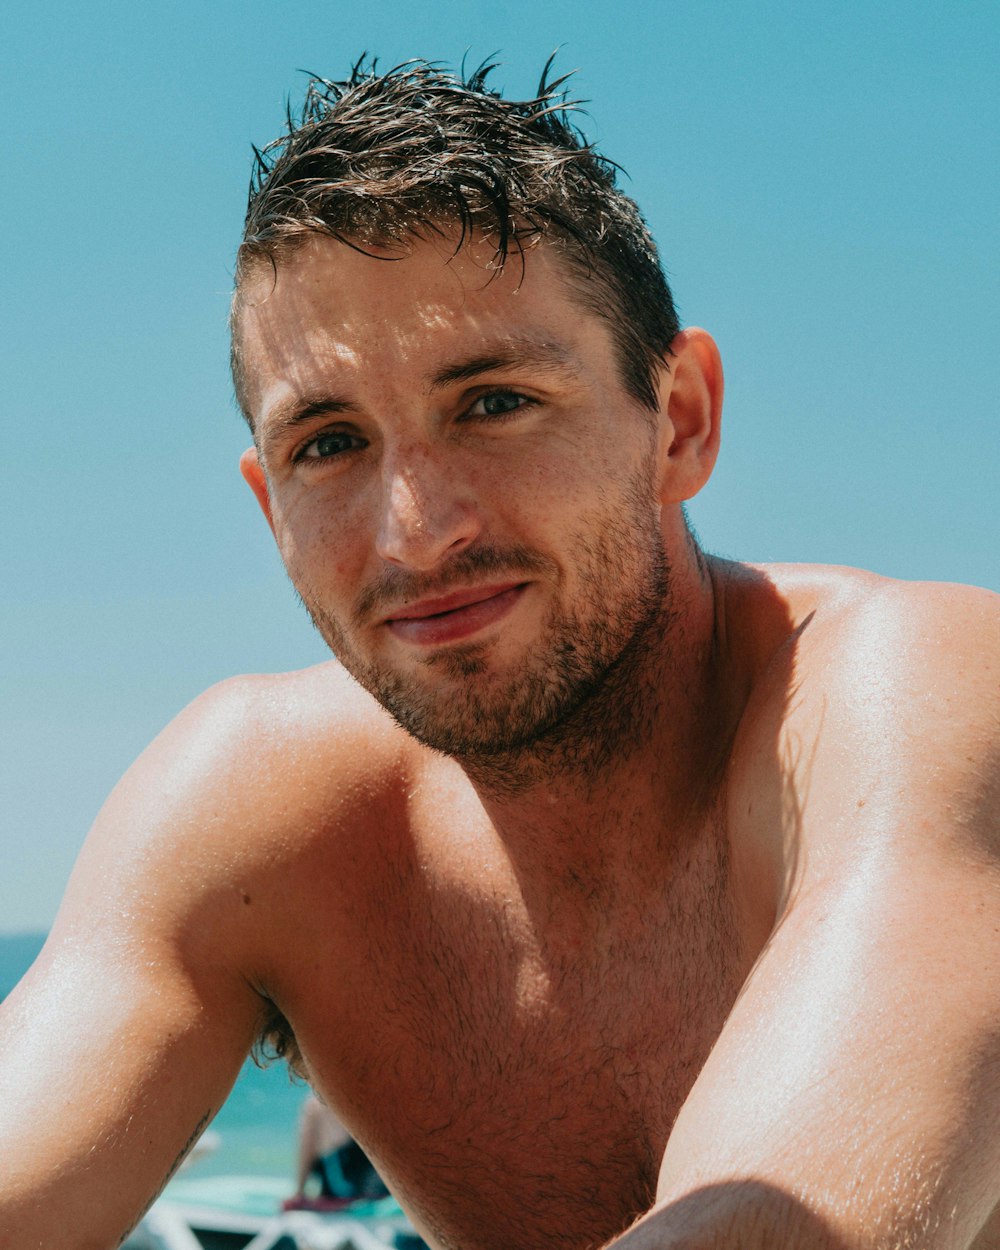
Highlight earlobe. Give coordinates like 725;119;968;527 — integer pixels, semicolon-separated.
239;446;275;532
655;328;724;504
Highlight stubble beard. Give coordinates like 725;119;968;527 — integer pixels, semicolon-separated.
293;466;673;787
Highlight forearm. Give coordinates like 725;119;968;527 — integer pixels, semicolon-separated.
603;1182;847;1250
0;938;254;1248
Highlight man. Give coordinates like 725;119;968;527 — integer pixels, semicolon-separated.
2;60;998;1250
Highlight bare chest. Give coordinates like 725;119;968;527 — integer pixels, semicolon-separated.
278;835;749;1250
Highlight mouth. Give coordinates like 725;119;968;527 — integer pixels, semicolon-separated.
384;581;529;646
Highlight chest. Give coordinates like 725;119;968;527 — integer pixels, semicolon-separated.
281;836;748;1250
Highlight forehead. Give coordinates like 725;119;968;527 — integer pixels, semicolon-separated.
234;234;613;424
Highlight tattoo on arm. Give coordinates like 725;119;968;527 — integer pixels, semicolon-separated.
115;1108;214;1247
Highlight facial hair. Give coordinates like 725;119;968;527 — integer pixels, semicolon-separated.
292;460;673;779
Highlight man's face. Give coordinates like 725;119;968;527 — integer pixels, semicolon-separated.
237;234;674;758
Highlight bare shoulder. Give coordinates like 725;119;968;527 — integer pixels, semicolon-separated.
51;659;421;971
137;658;413;818
761;558;999;655
761;564;1000;795
0;660;420;1243
732;561;999;777
725;564;999;927
658;567;1000;1245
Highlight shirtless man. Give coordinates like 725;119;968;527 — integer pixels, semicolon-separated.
3;61;999;1250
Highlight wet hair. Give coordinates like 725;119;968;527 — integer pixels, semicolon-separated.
232;57;680;422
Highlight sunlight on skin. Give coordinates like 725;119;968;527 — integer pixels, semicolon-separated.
233;231;722;773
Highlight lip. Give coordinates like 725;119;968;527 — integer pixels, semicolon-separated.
385;581;528;646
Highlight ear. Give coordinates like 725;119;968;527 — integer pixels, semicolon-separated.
654;328;723;504
239;446;275;533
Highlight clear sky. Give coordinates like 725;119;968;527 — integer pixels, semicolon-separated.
2;0;997;934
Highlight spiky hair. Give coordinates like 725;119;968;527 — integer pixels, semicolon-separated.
233;57;679;419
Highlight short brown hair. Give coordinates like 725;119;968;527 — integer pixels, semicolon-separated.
233;58;680;420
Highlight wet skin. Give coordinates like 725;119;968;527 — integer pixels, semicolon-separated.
1;235;999;1250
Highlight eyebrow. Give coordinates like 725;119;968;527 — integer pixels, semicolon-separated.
258;396;358;450
430;337;580;390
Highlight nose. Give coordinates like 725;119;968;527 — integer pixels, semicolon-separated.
375;445;483;571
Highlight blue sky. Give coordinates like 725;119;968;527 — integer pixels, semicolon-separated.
2;0;997;934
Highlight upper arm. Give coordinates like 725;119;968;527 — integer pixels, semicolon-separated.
652;582;1000;1248
0;679;275;1248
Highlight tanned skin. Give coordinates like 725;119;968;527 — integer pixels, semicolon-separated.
2;235;998;1250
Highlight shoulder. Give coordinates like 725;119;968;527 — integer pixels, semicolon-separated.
770;567;999;786
146;657;413;791
151;656;405;762
0;664;412;1229
100;659;416;843
52;660;425;968
734;562;998;764
662;569;1000;1240
726;565;999;926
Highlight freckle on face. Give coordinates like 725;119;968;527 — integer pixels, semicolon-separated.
293;461;670;759
242;236;671;758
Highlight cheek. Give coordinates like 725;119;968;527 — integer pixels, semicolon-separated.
271;491;368;594
486;435;592;509
529;448;606;521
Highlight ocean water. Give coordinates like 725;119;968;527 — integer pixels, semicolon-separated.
2;933;307;1186
191;1055;305;1180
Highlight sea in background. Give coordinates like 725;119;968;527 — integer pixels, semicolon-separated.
1;931;305;1190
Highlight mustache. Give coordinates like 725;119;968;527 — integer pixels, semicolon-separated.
354;543;556;624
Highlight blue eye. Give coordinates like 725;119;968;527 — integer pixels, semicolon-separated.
300;430;364;459
468;391;529;419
